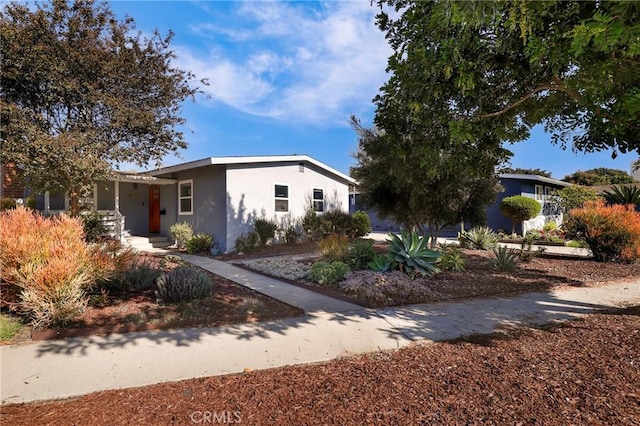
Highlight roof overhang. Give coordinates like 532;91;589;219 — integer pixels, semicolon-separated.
498;174;572;187
108;174;176;185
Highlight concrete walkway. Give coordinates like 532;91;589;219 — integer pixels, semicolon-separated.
1;257;638;405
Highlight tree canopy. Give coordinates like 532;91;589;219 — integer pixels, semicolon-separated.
562;168;635;186
375;0;640;157
498;167;552;178
1;0;202;211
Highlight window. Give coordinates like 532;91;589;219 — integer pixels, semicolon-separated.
274;184;288;212
313;188;324;212
544;186;553;201
178;180;193;215
534;185;543;201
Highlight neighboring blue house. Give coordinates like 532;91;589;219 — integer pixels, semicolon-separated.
486;174;572;235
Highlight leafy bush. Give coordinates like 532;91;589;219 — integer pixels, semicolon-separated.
320;210;354;236
500;195;542;235
306;261;349;285
155;266;213;303
458;226;498;250
254;218;278;245
490;246;518;272
368;254;394;272
282;226;299;244
0;207;99;328
438;243;466;272
186;233;213;254
387;229;441;277
557;185;602;212
170;222;193;250
351;210;372;238
543;221;558;232
318;233;350;262
115;260;162;292
564;201;640;263
0;197;17;210
234;231;260;253
80;212;107;242
349;238;375;270
301;209;322;241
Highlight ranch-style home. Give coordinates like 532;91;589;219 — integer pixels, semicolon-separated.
33;155;355;253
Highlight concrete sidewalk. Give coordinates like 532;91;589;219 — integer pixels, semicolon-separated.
1;257;638;405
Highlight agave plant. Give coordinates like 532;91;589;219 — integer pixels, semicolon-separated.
458;226;498;250
368;254;394;272
387;229;441;277
604;185;640;208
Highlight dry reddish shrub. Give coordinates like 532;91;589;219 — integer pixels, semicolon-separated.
566;201;640;263
0;207;97;327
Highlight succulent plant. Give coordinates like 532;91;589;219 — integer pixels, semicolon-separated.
387;229;441;277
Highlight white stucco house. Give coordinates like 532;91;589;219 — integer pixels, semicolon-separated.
58;155;355;252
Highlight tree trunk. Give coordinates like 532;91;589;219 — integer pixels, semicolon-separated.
69;188;80;217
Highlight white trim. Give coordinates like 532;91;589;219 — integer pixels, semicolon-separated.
534;185;544;201
178;179;193;215
312;187;324;213
274;183;289;213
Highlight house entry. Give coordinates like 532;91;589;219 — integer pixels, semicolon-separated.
149;185;161;233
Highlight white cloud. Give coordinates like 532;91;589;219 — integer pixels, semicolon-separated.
176;0;391;125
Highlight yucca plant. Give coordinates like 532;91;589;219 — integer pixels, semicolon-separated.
437;243;466;272
387;229;441;277
458;226;498;250
604;185;640;208
490;246;518;272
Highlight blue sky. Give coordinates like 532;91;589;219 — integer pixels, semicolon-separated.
109;0;638;180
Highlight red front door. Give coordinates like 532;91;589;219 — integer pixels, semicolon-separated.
149;185;160;233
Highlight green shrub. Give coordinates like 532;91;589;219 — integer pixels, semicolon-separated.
519;234;547;261
500;196;542;235
170;222;194;250
117;261;162;292
186;233;213;254
566;240;588;248
388;229;441;277
490;246;518;272
155;266;213;303
283;226;299;244
542;221;558;232
351;211;372;238
318;233;350;262
557;185;602;212
368;254;394;272
254;218;278;245
235;231;260;253
0;313;24;341
0;198;17;210
302;209;322;241
458;226;498;250
81;212;107;242
349;238;375;270
320;210;354;236
306;261;349;285
438;243;466;272
565;201;640;263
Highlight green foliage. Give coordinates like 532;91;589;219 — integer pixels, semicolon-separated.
282;226;299;244
253;218;278;245
368;254;394;272
318;234;350;262
186;233;213;254
234;231;260;253
352;211;372;237
349;238;376;270
542;222;558;232
155;266;213;303
563;168;635;186
306;261;349;286
437;243;466;272
320;210;354;236
519;234;547;262
604;185;640;207
500;196;542;235
374;1;640;159
499;167;552;178
490;246;518;272
557;185;602;212
458;226;498;250
0;198;16;210
170;222;194;250
0;1;202;208
81;212;107;243
0;313;24;341
301;209;322;240
387;229;441;277
108;260;162;293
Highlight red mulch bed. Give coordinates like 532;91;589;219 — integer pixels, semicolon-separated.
4;306;639;424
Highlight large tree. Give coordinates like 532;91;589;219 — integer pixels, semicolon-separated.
375;0;640;157
498;167;553;178
1;0;202;213
562;168;635;185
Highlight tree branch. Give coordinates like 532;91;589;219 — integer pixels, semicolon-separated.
481;84;552;119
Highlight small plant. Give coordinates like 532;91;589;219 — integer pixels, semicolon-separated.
351;210;372;238
387;229;441;277
0;313;24;341
301;209;322;241
283;226;299;244
88;288;110;307
500;195;542;235
170;222;194;250
155;266;213;303
368;254;394;272
81;212;107;242
458;226;498;250
306;261;350;285
254;218;278;245
519;233;546;261
117;260;162;292
318;233;350;262
566;240;588;248
319;210;353;236
186;233;213;254
490;246;518;272
542;221;558;232
438;243;466;272
234;231;260;253
349;238;376;270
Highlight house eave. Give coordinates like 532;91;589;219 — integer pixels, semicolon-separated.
498;174;572;187
109;174;176;185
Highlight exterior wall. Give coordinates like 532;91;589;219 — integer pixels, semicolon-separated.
159;184;177;238
170;165;227;251
119;182;149;235
96;181;116;210
225;162;350;251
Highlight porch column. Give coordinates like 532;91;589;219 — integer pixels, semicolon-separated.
44;191;50;216
92;183;98;211
114;181;120;212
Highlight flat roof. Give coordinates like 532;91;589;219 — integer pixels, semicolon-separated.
498;174;572;187
149;154;355;184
